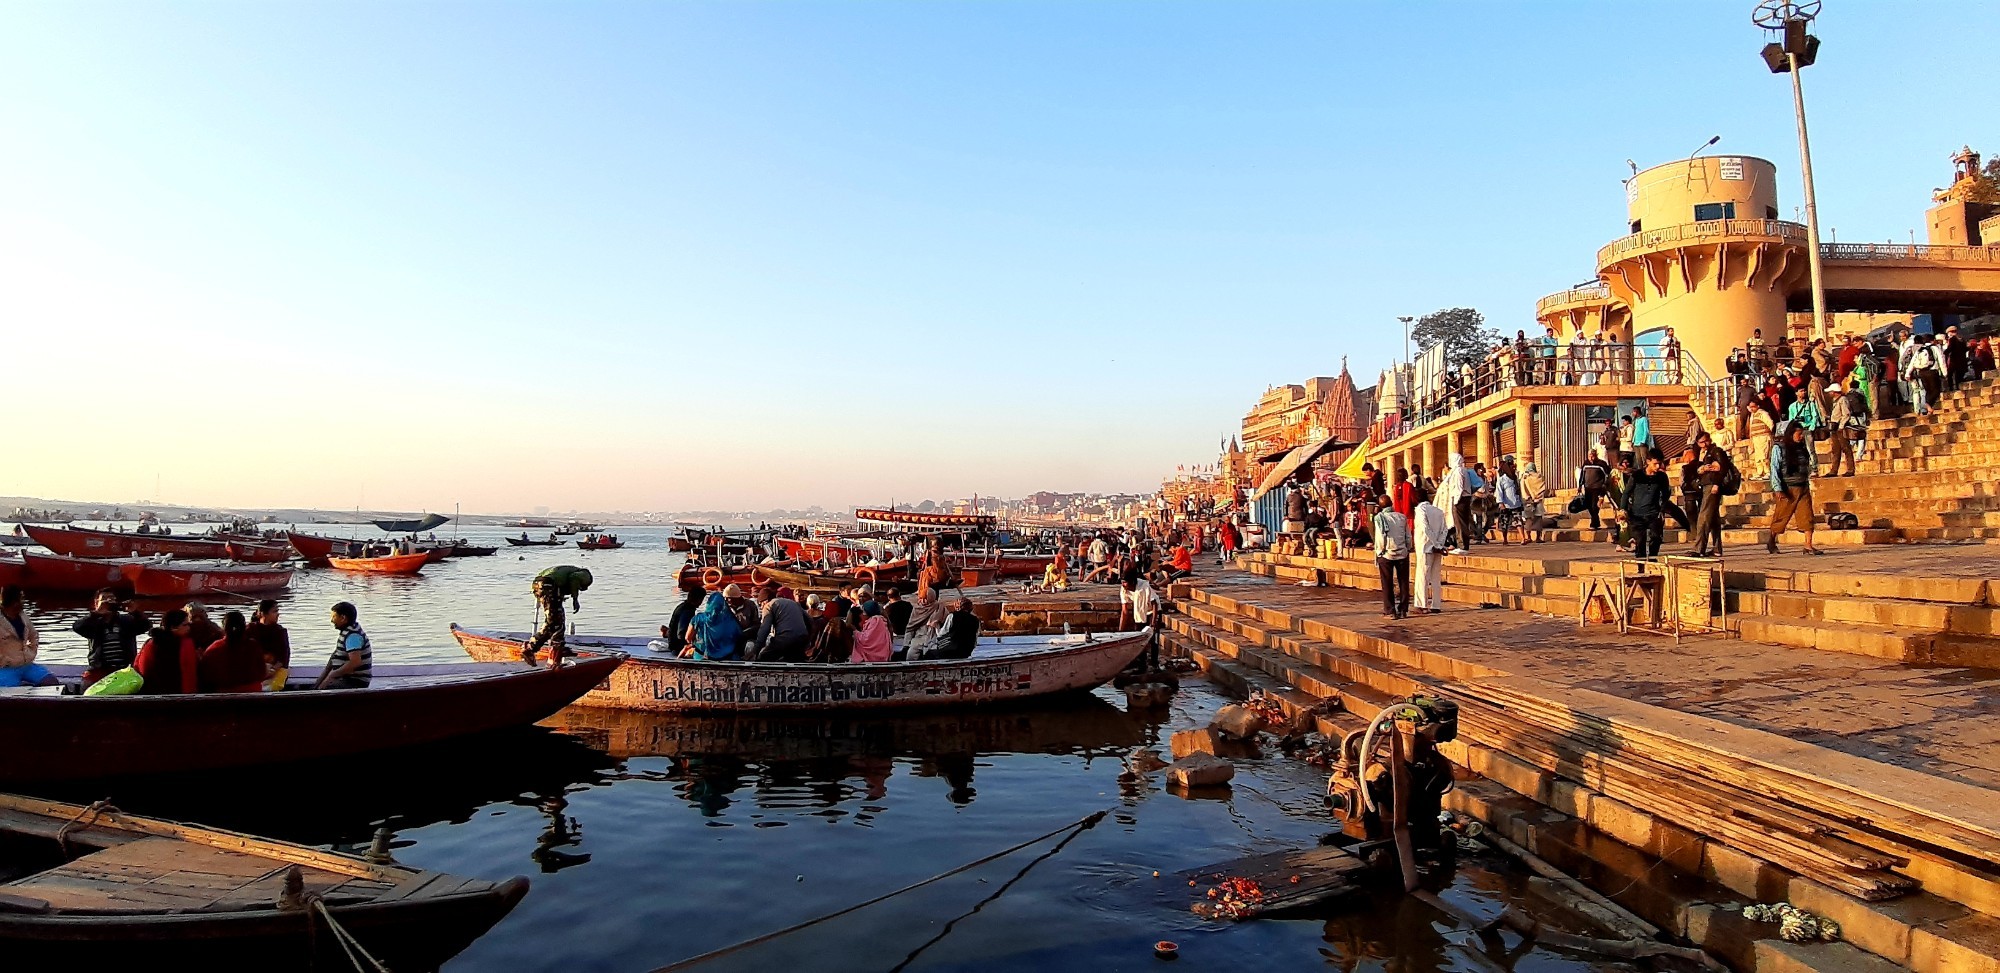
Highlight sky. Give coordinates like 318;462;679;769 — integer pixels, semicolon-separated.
3;1;1992;513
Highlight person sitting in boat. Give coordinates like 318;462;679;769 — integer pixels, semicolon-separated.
135;609;200;694
751;583;810;662
661;577;705;656
851;604;893;663
927;596;980;660
184;601;223;649
721;584;759;657
681;592;741;661
247;599;290;691
199;610;268;693
72;589;150;686
883;587;912;637
316;602;372;690
0;585;60;688
805;606;852;663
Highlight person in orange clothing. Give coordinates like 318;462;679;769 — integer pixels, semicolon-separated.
135;609;199;695
1390;467;1416;518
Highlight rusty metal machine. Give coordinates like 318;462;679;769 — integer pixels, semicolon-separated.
1325;694;1460;875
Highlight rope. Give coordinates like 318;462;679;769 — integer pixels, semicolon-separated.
56;800;118;854
886;810;1097;973
310;897;393;973
653;809;1107;972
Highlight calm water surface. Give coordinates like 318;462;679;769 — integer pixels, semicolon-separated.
12;523;1633;973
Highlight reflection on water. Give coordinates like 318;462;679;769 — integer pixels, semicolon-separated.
8;524;1637;973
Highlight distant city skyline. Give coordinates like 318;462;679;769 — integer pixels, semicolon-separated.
4;2;1991;510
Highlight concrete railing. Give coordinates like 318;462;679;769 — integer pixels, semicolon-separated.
1596;219;1808;268
1383;344;1695;443
1820;242;2000;264
1533;282;1613;317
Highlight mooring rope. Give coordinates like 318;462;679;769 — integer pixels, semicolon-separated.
311;897;393;973
55;799;118;855
652;809;1108;972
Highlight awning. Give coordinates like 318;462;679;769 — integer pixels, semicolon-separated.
1332;435;1375;480
1251;436;1358;499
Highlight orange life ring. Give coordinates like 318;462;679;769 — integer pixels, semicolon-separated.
857;567;877;588
750;566;770;586
702;566;724;589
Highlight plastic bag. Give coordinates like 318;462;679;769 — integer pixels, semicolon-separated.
85;667;144;697
645;638;674;654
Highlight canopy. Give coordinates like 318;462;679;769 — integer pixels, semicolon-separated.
1251;436;1358;499
1332;435;1375;480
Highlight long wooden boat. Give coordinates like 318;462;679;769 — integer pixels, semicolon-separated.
452;624;1149;713
23;524;229;560
123;561;294;598
754;559;913;593
505;536;563;547
667;536;693;552
0;793;527;969
854;508;996;530
19;551;142;593
221;541;293;563
0;554;22;589
418;545;454;563
675;562;765;591
282;530;361;567
326;552;429;575
0;657;623;781
575;538;623;550
447;542;497;557
948;550;1059;578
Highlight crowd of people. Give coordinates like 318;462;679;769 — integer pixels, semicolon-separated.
651;579;982;664
0;586;383;695
1723;325;1992;442
1405;328;1687;433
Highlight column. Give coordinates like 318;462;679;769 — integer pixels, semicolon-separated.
1476;418;1494;468
1514;400;1534;461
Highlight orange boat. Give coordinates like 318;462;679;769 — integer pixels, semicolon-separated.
327;552;429;575
19;551;143;593
124;561;295;597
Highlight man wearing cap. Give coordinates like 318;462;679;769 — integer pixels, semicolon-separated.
723;584;759;658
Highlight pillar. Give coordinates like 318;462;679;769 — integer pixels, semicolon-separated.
1514;400;1534;460
1476;419;1495;468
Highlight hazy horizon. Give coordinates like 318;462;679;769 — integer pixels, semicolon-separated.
5;2;1988;511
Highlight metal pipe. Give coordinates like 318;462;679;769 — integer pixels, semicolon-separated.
1788;49;1829;343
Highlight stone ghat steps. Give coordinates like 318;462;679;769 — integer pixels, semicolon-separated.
1174;581;2000;973
1239;551;2000;667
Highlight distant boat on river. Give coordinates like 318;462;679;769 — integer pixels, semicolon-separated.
370;514;450;533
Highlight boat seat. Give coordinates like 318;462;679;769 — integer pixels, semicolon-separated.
5;837;367;914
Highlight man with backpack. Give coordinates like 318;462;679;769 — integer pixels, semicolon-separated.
1689;435;1738;558
526;565;592;668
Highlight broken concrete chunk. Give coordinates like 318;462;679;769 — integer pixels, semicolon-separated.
1168;752;1236;788
1209;703;1267;740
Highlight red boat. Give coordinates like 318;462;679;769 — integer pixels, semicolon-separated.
853;508;996;529
284;531;362;567
23;524;229;560
123;561;294;598
948;550;1059;579
223;541;294;563
0;554;22;589
328;553;429;575
20;551;144;593
675;562;766;591
576;537;623;550
0;656;624;782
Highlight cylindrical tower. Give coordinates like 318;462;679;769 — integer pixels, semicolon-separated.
1596;156;1807;375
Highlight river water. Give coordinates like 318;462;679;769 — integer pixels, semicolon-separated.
11;523;1634;973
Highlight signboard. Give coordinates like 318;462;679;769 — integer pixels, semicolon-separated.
1718;157;1744;181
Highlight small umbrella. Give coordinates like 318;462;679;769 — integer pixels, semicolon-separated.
1252;436;1357;499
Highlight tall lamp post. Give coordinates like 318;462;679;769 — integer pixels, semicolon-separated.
1755;0;1828;342
1399;316;1414;365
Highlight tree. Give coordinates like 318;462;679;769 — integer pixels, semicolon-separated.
1411;307;1502;371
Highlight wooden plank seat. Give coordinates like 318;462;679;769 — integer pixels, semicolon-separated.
5;837;388;915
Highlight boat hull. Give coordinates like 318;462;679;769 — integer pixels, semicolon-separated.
370;514;451;532
0;657;623;781
327;553;429;575
221;542;292;563
452;625;1148;713
575;541;623;550
20;551;142;593
283;531;360;567
23;525;228;560
504;538;562;546
124;562;294;598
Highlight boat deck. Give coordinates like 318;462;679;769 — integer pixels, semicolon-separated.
5;838;398;914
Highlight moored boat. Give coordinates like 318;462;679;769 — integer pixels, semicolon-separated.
505;535;563;547
23;524;229;560
283;530;362;567
451;624;1150;713
370;514;451;533
575;536;623;550
0;793;528;970
19;551;143;593
754;559;913;594
447;542;498;557
327;552;430;575
0;554;22;588
222;541;293;563
0;656;625;781
123;561;295;598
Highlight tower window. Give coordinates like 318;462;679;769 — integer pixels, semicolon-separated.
1630;220;1642;234
1694;202;1737;221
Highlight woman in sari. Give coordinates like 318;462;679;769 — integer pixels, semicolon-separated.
899;589;944;660
850;607;893;663
681;593;741;661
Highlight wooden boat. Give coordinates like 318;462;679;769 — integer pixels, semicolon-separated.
19;551;142;593
447;542;497;557
0;794;527;970
505;536;563;547
0;533;34;548
23;524;229;560
221;541;293;563
854;508;996;530
0;554;22;589
326;552;429;575
0;657;624;781
282;530;361;567
667;535;693;552
370;514;450;533
452;624;1150;713
948;549;1059;579
123;561;294;598
754;559;913;594
575;537;623;550
675;562;763;591
419;545;454;563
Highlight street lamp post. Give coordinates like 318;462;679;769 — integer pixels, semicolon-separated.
1399;316;1414;365
1755;0;1828;343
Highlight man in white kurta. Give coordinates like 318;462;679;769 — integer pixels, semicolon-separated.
1411;499;1449;614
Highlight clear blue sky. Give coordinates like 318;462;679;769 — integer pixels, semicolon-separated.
3;1;1989;512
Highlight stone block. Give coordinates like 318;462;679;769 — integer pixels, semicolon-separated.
1545;778;1593;821
1681;903;1763;973
1466;746;1551;803
1754;939;1910;973
1585;796;1656;853
1167;752;1235;788
1910;912;2000;973
1700;841;1790;903
1208;703;1266;740
1169;728;1256;759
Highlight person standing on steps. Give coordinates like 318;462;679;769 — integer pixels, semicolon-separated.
1621;452;1672;560
1372;493;1412;620
1411;495;1448;616
1767;421;1822;556
1575;448;1613;532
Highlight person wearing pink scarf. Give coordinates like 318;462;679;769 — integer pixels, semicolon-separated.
850;611;893;663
